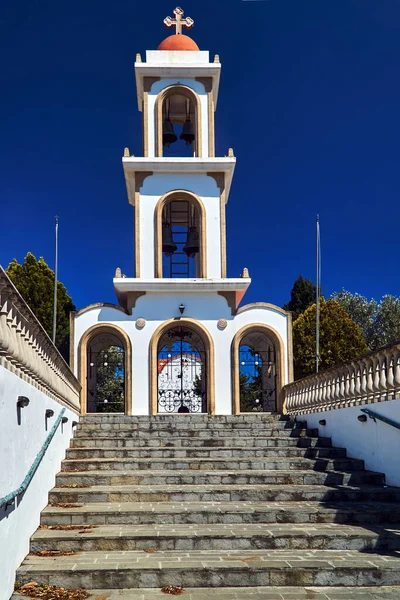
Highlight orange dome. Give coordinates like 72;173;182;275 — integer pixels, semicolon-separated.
158;34;199;51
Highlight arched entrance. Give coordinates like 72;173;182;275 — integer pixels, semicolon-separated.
78;324;132;415
157;326;207;413
232;324;285;415
150;319;215;415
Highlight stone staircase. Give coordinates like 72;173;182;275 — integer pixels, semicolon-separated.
13;414;400;599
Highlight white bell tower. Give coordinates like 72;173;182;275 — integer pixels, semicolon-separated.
116;7;250;312
71;7;292;418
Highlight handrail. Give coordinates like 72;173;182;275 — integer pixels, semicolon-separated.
0;408;66;508
360;408;400;431
283;340;400;416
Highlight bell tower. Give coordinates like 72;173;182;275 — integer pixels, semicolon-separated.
73;6;292;417
116;7;250;312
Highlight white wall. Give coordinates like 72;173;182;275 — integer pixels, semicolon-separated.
74;301;289;416
303;399;400;487
0;366;78;600
138;173;223;279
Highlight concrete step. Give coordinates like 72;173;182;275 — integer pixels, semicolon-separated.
48;483;400;505
15;549;400;588
60;456;364;473
41;501;400;527
73;427;314;439
79;414;286;424
30;523;400;553
15;587;400;600
65;445;346;460
55;468;384;487
70;435;333;449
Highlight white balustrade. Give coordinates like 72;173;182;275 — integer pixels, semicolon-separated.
0;267;81;412
284;342;400;416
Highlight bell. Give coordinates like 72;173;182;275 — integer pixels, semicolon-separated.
180;119;195;146
183;226;200;258
162;222;177;256
163;118;178;147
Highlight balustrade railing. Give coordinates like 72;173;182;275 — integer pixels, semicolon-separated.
283;341;400;416
0;267;80;412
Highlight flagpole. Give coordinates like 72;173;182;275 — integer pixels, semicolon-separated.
52;216;59;345
316;215;320;373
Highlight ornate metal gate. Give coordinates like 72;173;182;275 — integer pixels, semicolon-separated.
87;346;125;413
157;326;207;413
239;332;276;412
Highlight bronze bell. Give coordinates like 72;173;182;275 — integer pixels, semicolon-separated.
162;222;177;256
183;226;200;258
180;119;195;146
163;118;178;147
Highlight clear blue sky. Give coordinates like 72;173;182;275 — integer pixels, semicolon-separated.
1;0;399;311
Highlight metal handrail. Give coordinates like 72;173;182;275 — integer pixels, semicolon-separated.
0;408;66;508
360;408;400;431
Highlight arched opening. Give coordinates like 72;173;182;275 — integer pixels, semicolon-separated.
156;85;202;158
239;331;276;413
155;191;207;279
232;324;285;415
157;326;207;413
150;319;215;415
78;325;132;415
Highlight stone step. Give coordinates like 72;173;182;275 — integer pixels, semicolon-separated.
65;446;346;460
41;501;400;527
79;414;286;424
13;586;400;600
70;435;332;449
60;456;363;472
73;427;314;439
30;523;400;553
48;483;400;504
55;468;383;487
75;420;294;430
15;549;400;588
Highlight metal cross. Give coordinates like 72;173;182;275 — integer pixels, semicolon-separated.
164;7;194;35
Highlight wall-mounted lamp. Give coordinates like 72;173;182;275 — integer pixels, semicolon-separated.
17;396;30;409
358;414;367;423
179;304;185;315
72;421;78;428
46;409;55;419
61;417;69;424
319;419;326;426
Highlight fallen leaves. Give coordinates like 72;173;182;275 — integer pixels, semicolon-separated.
144;549;158;553
161;586;185;595
39;525;97;531
15;582;90;599
50;503;84;509
31;550;80;557
58;485;90;489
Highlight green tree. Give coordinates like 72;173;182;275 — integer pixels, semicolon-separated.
293;299;369;380
6;252;75;360
283;275;317;320
332;290;400;350
93;346;124;413
331;289;377;348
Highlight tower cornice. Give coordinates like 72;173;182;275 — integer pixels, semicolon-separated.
122;157;236;206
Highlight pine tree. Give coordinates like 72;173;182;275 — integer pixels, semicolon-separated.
283;275;317;320
6;253;75;360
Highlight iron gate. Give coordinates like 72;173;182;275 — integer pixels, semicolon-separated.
239;334;276;412
87;346;125;413
157;326;207;413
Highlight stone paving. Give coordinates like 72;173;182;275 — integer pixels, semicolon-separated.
13;414;400;596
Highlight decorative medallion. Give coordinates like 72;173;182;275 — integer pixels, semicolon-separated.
217;319;228;330
136;318;146;330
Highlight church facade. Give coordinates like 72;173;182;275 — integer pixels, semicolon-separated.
70;7;293;416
